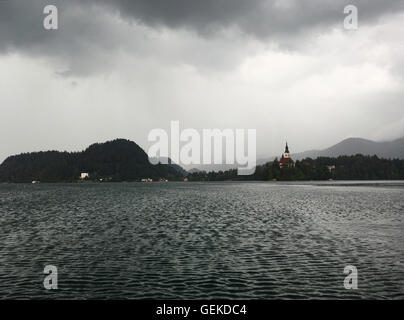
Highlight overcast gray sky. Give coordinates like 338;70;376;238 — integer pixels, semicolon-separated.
1;0;404;164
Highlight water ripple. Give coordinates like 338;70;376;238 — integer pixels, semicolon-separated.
0;182;403;299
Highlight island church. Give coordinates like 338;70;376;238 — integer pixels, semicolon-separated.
279;142;294;168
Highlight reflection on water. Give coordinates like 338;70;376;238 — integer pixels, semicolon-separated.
0;181;403;299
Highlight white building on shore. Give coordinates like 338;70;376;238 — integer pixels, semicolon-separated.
80;172;89;179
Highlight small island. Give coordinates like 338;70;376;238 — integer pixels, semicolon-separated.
187;142;404;181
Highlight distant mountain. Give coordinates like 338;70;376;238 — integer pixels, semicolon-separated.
257;137;404;165
292;137;404;160
0;139;185;183
182;163;237;173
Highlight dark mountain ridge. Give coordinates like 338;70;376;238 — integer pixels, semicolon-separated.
0;139;185;183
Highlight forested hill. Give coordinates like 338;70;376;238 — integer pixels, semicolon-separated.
187;155;404;181
0;139;185;183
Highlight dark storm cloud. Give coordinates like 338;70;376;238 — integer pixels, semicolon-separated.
96;0;404;37
1;0;404;52
0;0;132;75
1;0;404;77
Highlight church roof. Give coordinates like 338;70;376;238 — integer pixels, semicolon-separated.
280;157;291;164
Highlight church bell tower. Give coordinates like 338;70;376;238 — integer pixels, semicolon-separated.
283;142;290;159
280;142;293;168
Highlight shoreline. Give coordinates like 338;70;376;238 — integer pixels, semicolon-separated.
2;179;404;185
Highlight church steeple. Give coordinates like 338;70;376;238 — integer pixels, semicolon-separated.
280;141;293;168
285;142;289;154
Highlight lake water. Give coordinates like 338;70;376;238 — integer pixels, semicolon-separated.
0;181;403;299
